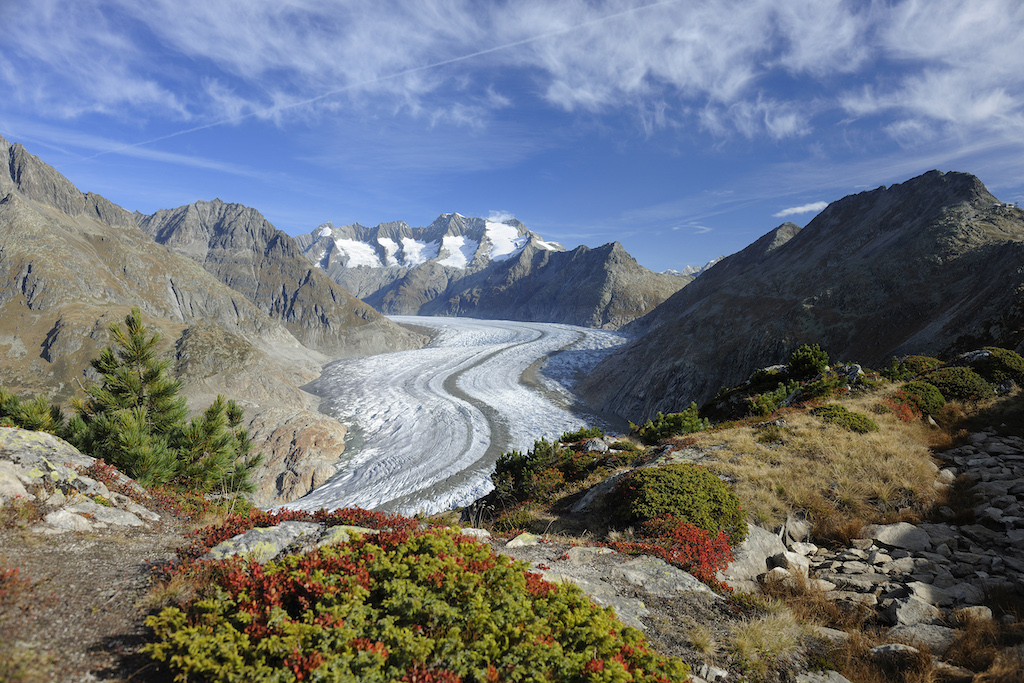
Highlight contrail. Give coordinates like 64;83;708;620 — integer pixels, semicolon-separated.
87;0;681;159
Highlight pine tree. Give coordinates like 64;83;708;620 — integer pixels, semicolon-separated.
71;307;259;491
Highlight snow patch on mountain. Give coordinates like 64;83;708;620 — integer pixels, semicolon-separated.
437;235;479;268
335;238;383;267
401;237;440;265
486;220;529;261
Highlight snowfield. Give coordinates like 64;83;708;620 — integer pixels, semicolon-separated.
283;317;629;515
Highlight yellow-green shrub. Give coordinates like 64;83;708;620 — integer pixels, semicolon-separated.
145;528;688;682
617;464;747;544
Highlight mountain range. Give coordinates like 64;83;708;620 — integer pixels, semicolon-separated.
581;170;1024;421
295;215;689;329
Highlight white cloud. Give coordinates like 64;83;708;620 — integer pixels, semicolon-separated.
773;201;828;218
487;210;515;222
4;0;1024;150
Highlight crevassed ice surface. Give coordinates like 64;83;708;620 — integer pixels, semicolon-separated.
283;316;629;516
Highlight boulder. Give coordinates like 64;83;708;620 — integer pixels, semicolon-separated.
861;522;932;552
609;556;720;598
205;521;322;563
882;596;943;626
718;525;786;592
888;624;959;655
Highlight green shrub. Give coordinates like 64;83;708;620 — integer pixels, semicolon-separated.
559;426;605;442
787;344;829;380
0;388;64;435
617;464;747;544
632;403;709;444
923;366;995;402
975;347;1024;385
145;528;689;682
892;381;946;416
748;381;800;416
800;370;845;400
810;404;879;434
882;355;943;381
491;439;566;501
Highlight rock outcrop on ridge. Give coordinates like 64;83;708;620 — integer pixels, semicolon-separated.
137;199;424;357
583;171;1024;421
296;213;689;329
0;134;424;505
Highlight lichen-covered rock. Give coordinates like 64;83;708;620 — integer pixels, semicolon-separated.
205;521;323;563
0;427;159;533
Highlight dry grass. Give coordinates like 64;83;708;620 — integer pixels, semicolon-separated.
829;631;937;683
760;572;872;631
686;621;718;657
727;609;803;677
687;389;941;542
944;608;1024;679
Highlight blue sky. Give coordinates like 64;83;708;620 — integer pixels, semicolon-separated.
2;0;1024;272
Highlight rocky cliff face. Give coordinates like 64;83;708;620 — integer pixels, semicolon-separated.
295;214;688;329
0;135;414;506
582;171;1024;421
137;200;425;356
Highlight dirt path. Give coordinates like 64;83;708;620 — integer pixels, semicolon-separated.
1;520;185;682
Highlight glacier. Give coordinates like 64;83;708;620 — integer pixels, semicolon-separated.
282;316;629;515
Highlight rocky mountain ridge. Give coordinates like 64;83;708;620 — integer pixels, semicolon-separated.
583;171;1024;421
296;214;690;329
136;199;424;357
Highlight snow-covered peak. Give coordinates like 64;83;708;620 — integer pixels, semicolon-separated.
301;213;563;270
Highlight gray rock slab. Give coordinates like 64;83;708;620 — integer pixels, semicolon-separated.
316;524;376;546
718;525;785;592
566;546;615;564
456;527;491;540
206;521;322;563
540;572;649;630
806;626;850;645
796;671;853;683
883;596;943;626
44;509;93;532
861;522;931;552
888;624;959;655
67;500;144;527
609;556;720;599
907;581;955;607
0;461;29;501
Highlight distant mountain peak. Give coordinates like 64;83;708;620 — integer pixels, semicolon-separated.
297;213;563;272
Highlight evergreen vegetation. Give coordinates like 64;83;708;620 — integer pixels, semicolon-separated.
786;343;829;380
631;403;709;444
0;308;260;492
923;366;995;402
147;526;689;682
810;404;879;433
617;463;748;545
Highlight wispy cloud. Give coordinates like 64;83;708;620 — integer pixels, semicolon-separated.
1;119;265;178
773;201;828;218
5;0;1024;168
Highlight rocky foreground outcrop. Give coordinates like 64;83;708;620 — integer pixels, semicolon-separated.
0;427;159;533
584;171;1024;421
